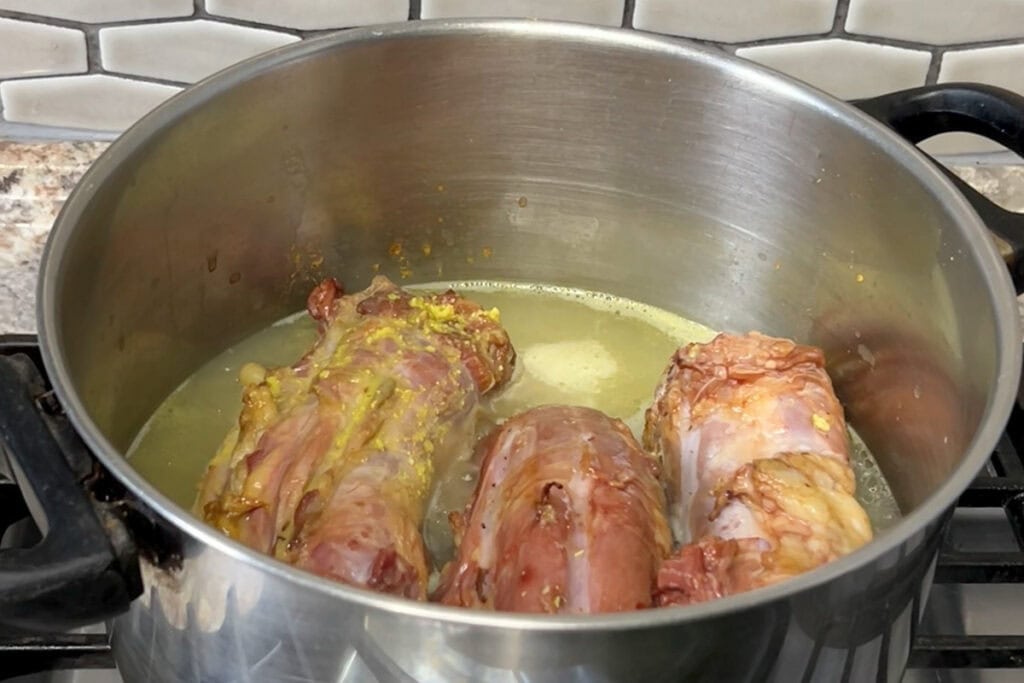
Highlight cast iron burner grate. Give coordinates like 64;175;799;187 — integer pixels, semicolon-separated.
905;401;1024;672
2;334;1024;681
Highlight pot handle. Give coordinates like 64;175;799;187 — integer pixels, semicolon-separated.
853;83;1024;293
0;353;142;632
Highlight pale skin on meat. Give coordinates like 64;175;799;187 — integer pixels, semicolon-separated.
434;405;672;614
194;275;515;600
644;332;873;606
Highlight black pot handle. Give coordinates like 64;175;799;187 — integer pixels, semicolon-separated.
853;83;1024;293
0;353;142;632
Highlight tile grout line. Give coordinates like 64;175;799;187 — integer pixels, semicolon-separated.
731;32;930;51
92;69;189;88
177;4;306;36
0;8;307;37
830;0;851;35
84;26;102;74
926;50;945;85
622;0;636;29
0;9;87;31
0;67;189;88
728;31;1024;54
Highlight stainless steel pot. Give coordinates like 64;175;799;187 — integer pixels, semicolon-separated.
3;19;1024;683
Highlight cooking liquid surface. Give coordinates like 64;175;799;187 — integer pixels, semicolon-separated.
128;281;902;569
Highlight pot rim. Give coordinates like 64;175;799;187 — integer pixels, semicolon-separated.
37;18;1023;631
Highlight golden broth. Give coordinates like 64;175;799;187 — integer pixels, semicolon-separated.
128;281;901;560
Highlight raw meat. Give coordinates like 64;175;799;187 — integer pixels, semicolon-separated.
195;275;515;599
435;405;672;613
644;332;873;606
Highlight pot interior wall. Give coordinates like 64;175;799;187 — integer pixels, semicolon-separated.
47;25;1003;513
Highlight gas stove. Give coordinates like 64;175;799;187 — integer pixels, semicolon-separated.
2;334;1024;683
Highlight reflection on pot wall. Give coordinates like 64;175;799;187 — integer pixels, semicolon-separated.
0;0;1022;155
113;515;947;682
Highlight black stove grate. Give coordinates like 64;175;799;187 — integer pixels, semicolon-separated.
0;633;112;678
904;402;1024;670
2;335;1024;679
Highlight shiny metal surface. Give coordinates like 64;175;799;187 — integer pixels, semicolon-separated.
36;20;1022;682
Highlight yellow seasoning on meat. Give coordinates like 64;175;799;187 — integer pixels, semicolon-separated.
409;297;456;323
812;413;831;432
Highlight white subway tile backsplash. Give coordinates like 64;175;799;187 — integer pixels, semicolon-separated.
421;0;624;26
1;75;180;131
920;133;1004;157
633;0;837;42
737;39;930;99
0;18;85;80
0;0;1020;152
0;1;192;24
206;0;409;31
940;44;1024;94
847;0;1024;45
100;20;298;84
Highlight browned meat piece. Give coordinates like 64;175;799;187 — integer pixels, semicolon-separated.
434;405;672;613
644;332;873;606
195;276;515;599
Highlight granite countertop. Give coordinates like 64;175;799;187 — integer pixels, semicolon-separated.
2;141;1024;335
1;141;110;334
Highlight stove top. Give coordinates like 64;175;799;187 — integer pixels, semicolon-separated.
2;334;1024;683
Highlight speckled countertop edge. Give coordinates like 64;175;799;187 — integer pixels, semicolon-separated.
0;141;110;334
2;140;1024;336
